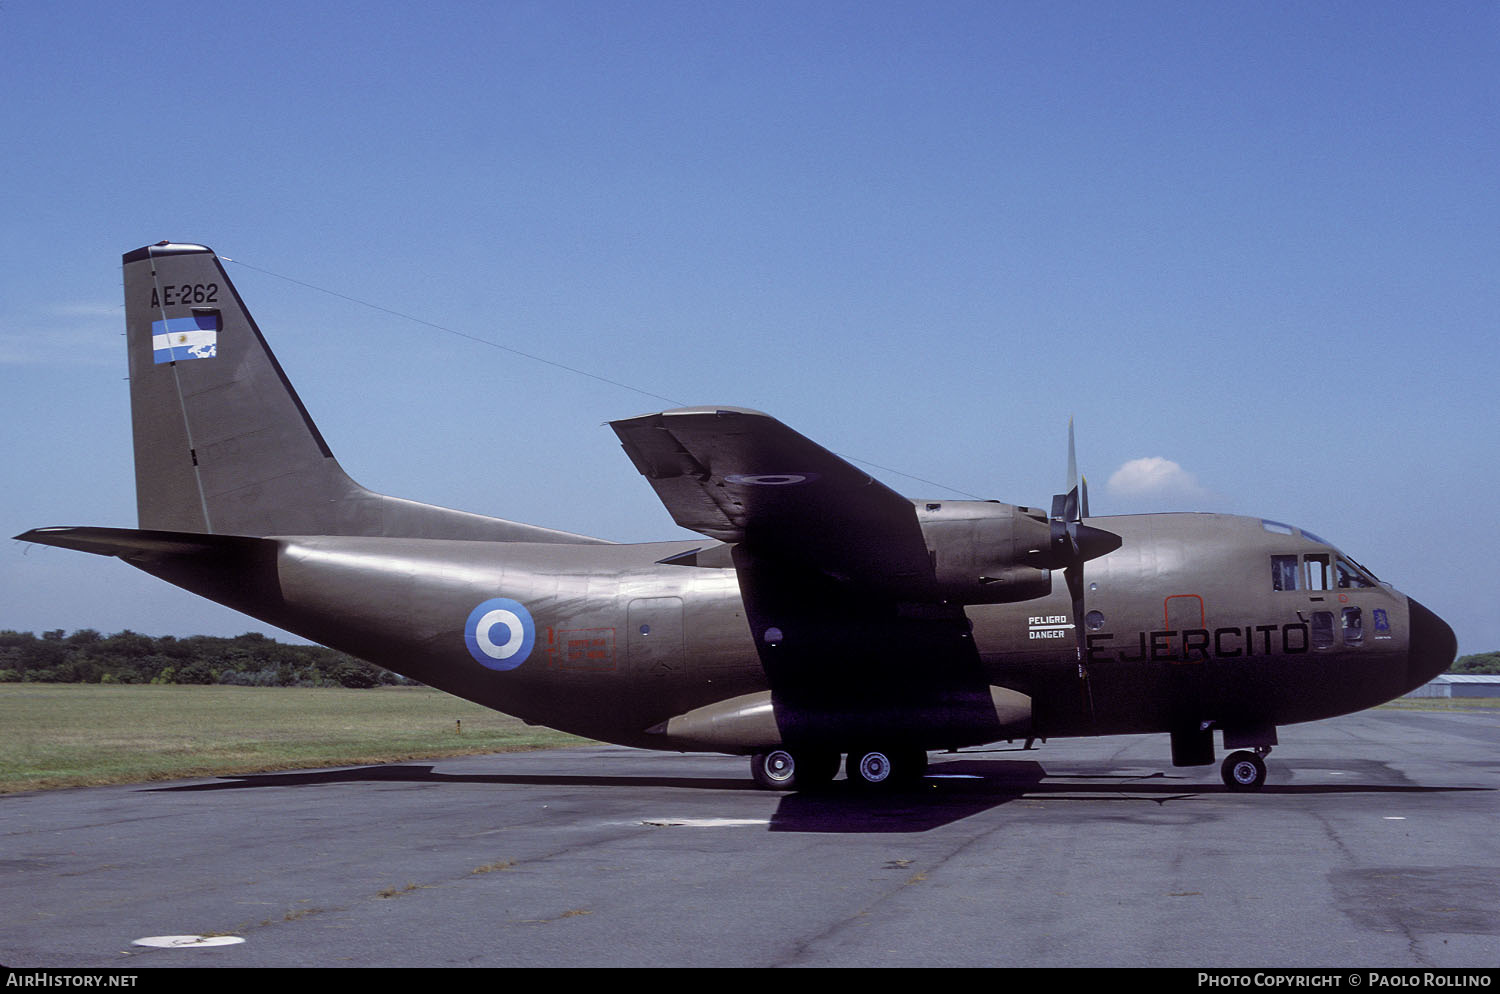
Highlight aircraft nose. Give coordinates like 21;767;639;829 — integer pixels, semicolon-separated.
1406;597;1457;689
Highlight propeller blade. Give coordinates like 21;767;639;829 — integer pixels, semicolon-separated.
1047;420;1119;568
1051;491;1069;521
1047;419;1117;675
1066;417;1077;497
1065;563;1086;642
1051;417;1103;725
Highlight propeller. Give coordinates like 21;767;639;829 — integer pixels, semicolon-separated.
1048;419;1122;671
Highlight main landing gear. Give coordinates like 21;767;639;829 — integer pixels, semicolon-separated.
846;748;928;788
749;748;928;791
1220;748;1271;792
749;749;841;791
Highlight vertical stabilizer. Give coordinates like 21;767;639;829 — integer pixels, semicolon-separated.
125;243;342;534
122;242;606;543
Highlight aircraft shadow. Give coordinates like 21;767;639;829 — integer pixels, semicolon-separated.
766;758;1490;833
145;755;1488;834
146;765;754;793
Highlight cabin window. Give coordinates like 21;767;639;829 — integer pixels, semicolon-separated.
1342;607;1363;644
1311;611;1335;648
1305;554;1331;591
1272;555;1299;591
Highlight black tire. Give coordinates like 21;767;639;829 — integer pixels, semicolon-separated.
847;749;895;787
1221;750;1267;792
897;749;930;782
847;748;929;788
750;749;800;790
797;750;842;789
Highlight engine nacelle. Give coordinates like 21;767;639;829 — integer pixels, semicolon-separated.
915;500;1055;605
649;686;1033;752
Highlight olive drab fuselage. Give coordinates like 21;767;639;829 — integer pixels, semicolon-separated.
230;510;1441;754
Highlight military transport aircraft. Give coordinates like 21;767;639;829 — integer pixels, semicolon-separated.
17;242;1457;792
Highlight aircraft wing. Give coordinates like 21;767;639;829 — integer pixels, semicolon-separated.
613;408;1004;747
610;407;933;588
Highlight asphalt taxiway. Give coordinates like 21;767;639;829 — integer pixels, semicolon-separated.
3;707;1497;968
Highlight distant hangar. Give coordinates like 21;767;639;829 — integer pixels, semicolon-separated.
1404;674;1500;699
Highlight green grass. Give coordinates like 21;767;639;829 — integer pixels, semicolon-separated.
1378;696;1500;711
0;683;591;793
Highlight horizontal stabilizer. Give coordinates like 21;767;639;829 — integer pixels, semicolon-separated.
16;526;274;563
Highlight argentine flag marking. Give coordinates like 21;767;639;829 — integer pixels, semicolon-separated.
152;315;220;364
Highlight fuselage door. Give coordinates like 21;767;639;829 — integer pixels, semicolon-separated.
1164;592;1211;727
1164;594;1206;661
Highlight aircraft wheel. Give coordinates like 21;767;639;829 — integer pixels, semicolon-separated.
847;748;927;788
750;749;842;790
1221;750;1267;792
847;749;895;787
750;749;800;790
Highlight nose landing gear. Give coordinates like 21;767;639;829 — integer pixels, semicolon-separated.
1220;748;1270;791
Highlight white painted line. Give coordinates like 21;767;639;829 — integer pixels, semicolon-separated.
640;817;770;827
134;934;245;948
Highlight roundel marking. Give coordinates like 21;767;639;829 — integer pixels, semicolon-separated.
464;598;536;670
724;472;816;486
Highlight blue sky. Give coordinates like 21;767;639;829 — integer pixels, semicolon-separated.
2;2;1497;653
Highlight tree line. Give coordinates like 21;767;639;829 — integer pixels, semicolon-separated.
1453;651;1500;675
0;629;404;688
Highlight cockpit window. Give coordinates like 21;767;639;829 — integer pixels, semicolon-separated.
1272;555;1299;591
1349;556;1380;583
1261;520;1295;536
1305;553;1331;591
1336;559;1375;589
